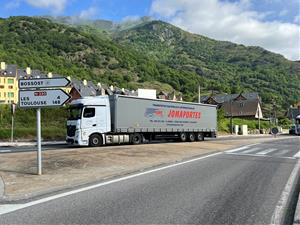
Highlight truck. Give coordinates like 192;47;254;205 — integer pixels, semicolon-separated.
66;95;217;146
289;115;300;135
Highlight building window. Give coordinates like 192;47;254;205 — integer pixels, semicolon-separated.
8;85;13;89
7;79;14;84
7;92;14;98
0;85;4;89
240;102;244;107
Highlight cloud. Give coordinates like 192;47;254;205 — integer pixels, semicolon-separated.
121;15;141;23
279;9;288;17
294;15;300;24
25;0;67;13
79;6;98;20
150;0;300;60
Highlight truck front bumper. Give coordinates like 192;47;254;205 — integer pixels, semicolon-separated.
66;136;89;146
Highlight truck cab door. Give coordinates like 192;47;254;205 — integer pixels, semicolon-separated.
81;106;108;133
81;107;97;133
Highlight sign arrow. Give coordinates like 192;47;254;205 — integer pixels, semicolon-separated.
19;89;71;108
19;77;71;89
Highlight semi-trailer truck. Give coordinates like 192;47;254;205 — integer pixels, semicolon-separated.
66;95;217;146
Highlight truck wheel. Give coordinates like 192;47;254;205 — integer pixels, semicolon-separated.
196;132;204;141
89;134;103;147
188;133;196;142
179;132;187;142
131;133;142;145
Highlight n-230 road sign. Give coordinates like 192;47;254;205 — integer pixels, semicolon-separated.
19;89;71;108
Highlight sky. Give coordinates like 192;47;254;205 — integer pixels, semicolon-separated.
0;0;299;60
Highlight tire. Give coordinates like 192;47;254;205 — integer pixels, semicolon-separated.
130;133;142;145
188;133;196;142
179;132;187;142
196;132;204;141
89;134;103;147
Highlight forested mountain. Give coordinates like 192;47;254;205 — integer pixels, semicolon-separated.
0;16;299;114
114;21;300;109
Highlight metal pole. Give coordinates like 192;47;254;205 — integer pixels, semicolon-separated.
11;114;14;142
198;85;201;103
37;108;42;175
230;98;233;134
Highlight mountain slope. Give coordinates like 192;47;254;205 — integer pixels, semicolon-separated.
0;16;299;113
0;16;179;92
115;20;300;108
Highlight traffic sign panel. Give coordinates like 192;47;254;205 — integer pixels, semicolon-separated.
19;77;71;89
19;89;71;108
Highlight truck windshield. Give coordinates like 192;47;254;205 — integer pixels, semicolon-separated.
68;107;82;120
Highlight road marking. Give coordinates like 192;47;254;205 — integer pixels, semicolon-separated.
271;159;300;224
272;150;290;157
225;152;295;160
256;148;278;155
0;152;222;216
240;147;261;154
293;150;300;158
225;144;259;153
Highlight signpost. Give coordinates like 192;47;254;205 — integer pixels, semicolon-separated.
19;77;70;89
19;77;71;175
19;89;71;108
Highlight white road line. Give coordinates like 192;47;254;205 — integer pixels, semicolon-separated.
240;147;261;154
271;159;300;224
0;152;222;216
272;150;290;157
225;144;259;153
293;150;300;158
256;148;278;155
226;152;295;160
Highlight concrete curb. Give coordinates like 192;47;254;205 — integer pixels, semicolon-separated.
0;141;65;147
294;194;300;225
0;176;4;201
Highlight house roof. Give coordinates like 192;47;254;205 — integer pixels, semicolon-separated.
0;64;17;77
286;108;300;120
201;92;260;104
71;79;98;97
221;99;260;117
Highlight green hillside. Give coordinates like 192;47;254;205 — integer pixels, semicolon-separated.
0;16;176;92
114;20;300;109
0;16;299;113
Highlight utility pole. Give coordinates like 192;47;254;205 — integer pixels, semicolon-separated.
10;103;16;142
198;85;201;103
230;97;233;134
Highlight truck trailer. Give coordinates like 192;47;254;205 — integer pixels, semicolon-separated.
66;95;217;146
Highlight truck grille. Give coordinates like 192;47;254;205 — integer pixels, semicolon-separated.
67;125;76;137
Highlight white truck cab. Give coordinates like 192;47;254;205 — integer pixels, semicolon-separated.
66;96;111;146
295;115;300;135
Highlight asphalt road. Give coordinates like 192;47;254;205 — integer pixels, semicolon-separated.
0;134;290;154
0;137;299;224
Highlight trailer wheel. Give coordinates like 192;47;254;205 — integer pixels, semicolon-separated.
188;133;196;142
131;133;142;145
89;134;103;147
196;132;204;141
179;132;187;142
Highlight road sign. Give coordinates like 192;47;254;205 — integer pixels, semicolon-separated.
19;77;70;89
19;89;71;108
271;127;279;135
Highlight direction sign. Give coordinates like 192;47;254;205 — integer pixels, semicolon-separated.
19;77;70;89
19;89;71;108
